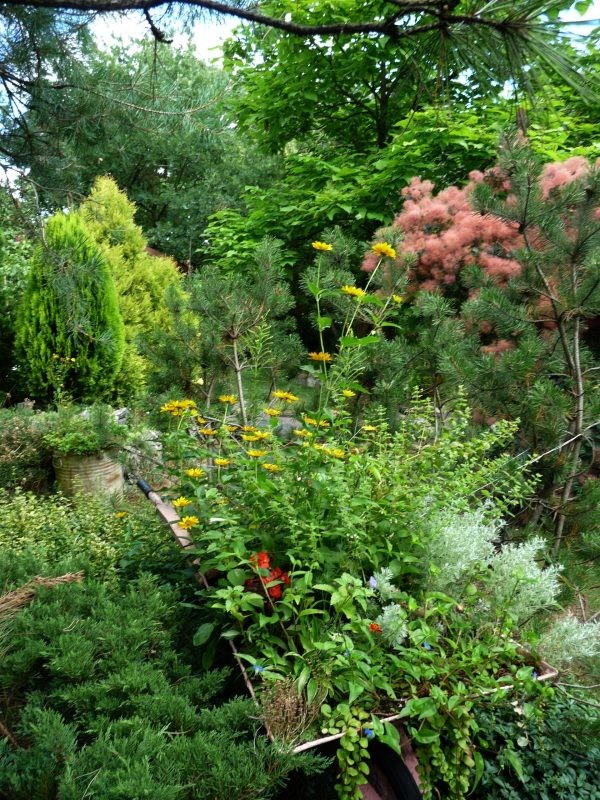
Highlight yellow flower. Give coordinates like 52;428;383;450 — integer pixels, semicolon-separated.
262;463;282;473
293;429;311;438
303;416;317;426
264;408;282;417
247;449;269;458
241;425;258;433
342;389;356;398
190;410;206;422
318;420;330;428
178;516;200;530
242;434;260;442
227;424;240;432
218;394;236;404
341;285;367;299
272;390;299;402
160;398;197;415
308;351;332;362
173;497;192;508
198;427;218;436
114;511;127;519
392;294;403;304
185;468;205;478
328;448;346;459
312;241;333;251
372;242;397;259
362;424;378;432
214;457;231;467
254;431;271;441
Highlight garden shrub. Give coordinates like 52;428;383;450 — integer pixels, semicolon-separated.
0;489;176;579
80;177;182;402
0;560;326;800
0;408;53;491
472;694;600;800
14;211;125;404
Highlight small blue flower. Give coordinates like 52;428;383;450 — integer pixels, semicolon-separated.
344;649;350;657
422;641;433;651
363;727;375;740
368;576;378;589
252;664;265;673
532;670;538;680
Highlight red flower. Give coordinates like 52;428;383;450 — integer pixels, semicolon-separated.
250;551;271;569
369;622;383;634
267;584;283;600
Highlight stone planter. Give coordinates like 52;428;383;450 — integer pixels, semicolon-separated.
53;451;124;497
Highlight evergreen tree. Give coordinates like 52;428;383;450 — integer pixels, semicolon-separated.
14;212;125;403
366;139;600;548
80;177;181;400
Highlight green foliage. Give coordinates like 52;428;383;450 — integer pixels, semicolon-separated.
472;695;600;800
158;374;539;799
14;211;125;404
143;238;302;413
41;404;128;456
0;557;326;800
0;407;53;491
10;39;279;266
80;176;182;401
0;189;32;400
0;489;171;579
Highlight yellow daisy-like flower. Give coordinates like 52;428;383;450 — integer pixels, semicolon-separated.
199;427;217;436
214;457;231;467
173;497;192;508
262;463;282;473
218;394;236;404
242;434;260;442
312;241;333;252
272;390;299;402
247;449;269;458
254;431;271;441
318;420;330;428
362;424;378;432
227;424;239;432
293;429;311;438
115;511;128;519
392;294;403;304
342;389;356;398
185;468;205;478
308;351;332;362
328;448;346;459
190;410;206;422
160;399;197;415
372;242;397;259
341;285;367;299
178;516;200;530
303;416;317;426
264;408;282;417
241;425;258;433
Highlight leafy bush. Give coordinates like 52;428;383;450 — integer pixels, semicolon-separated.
472;695;600;800
41;404;128;456
0;559;326;800
0;489;174;580
157;384;540;799
0;407;53;491
14;211;125;404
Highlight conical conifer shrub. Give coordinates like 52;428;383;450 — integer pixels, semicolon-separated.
15;212;125;403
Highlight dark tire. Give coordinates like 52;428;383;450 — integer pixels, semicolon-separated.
362;740;423;800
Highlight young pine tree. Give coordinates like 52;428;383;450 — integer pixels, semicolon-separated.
15;212;125;404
